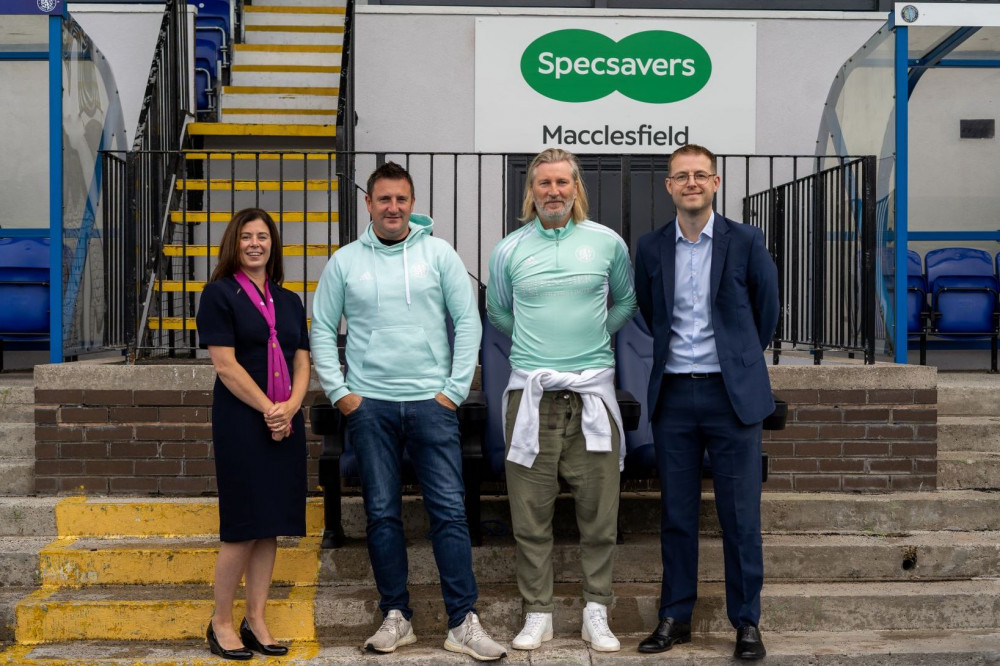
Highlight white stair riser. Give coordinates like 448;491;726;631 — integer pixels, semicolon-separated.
244;30;343;47
221;92;338;110
243;12;345;28
219;112;336;125
231;70;339;87
231;49;341;68
254;0;347;6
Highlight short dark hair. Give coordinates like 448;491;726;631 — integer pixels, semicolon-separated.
667;144;717;174
366;161;414;199
209;208;284;284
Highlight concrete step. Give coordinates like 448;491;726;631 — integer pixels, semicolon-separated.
937;451;1000;489
243;6;346;29
314;579;1000;637
14;585;315;643
0;424;33;459
232;43;341;68
219;109;337;125
37;536;319;587
937;373;1000;416
22;491;1000;540
244;26;344;47
938;415;1000;452
0;537;47;587
230;65;340;88
0;404;32;424
220;86;338;111
0;461;33;495
256;0;346;6
0;385;33;406
4;631;1000;665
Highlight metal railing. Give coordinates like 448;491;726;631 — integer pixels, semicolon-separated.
132;0;191;153
744;156;877;363
102;150;878;361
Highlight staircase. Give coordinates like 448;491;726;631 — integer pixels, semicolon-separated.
937;373;1000;489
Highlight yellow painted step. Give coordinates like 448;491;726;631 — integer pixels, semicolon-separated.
170;210;338;223
151;317;316;329
155;279;318;292
245;5;346;13
15;585;315;643
187;122;336;137
39;536;320;587
0;642;323;664
176;179;338;191
162;243;337;257
54;497;325;538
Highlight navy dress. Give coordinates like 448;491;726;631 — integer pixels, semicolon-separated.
196;275;309;542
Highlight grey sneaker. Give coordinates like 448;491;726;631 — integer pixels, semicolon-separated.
363;609;417;653
444;611;508;661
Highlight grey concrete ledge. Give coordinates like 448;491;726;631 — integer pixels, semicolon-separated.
34;362;325;393
769;363;936;391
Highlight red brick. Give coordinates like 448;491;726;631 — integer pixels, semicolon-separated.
34;477;58;493
135;425;184;440
109;441;159;458
182;391;214;406
35;459;84;475
794;441;842;456
914;425;938;441
159;407;210;423
843;475;889;490
817;390;866;405
868;389;915;404
85;425;136;441
817;424;867;440
819;458;865;472
134;390;184;406
184;459;217;476
35;408;57;425
913;389;937;404
184;425;213;440
207;476;218;493
35;389;84;404
762;441;794;456
134;460;183;476
35;425;84;442
35;442;58;459
762;475;793;490
843;408;891;423
773;389;819;405
159;476;213;494
83;390;134;406
795;407;843;423
60;442;109;459
58;477;109;493
60;408;108;424
84;459;136;475
769;425;819;440
109;407;158;423
843;440;891;456
160;442;211;459
891;408;936;423
890;475;936;491
866;424;915;440
110;477;158;493
868;458;915;473
770;458;819;473
891;441;937;457
793;475;841;491
915;459;938;474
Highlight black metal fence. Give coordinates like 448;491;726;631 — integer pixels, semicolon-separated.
132;0;191;153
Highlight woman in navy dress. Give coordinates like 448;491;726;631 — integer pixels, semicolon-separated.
195;208;310;660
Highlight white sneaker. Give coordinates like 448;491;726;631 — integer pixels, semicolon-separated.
444;611;507;661
363;609;417;653
581;602;620;652
512;612;553;650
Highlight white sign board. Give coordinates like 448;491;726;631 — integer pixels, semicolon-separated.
475;17;757;154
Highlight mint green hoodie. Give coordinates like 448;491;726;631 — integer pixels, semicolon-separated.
311;214;482;407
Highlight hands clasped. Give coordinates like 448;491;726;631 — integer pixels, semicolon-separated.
265;401;298;441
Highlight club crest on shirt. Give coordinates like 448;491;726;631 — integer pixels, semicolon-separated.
575;246;595;263
524;255;537;266
359;271;374;282
410;262;429;278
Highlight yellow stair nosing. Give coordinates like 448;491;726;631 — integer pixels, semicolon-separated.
162;243;338;257
245;5;346;14
156;279;318;292
222;85;338;95
170;210;339;223
175;178;340;191
223;108;336;116
186;122;336;137
231;64;341;74
180;152;337;162
245;24;345;33
233;43;342;53
150;316;313;330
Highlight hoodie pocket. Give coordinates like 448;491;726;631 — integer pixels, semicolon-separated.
361;326;440;379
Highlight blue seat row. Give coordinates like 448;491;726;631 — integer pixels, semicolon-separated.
189;0;232;115
907;247;999;371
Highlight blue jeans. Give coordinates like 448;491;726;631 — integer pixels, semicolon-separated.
346;397;478;629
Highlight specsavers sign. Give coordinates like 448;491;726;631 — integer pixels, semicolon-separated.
475;18;756;154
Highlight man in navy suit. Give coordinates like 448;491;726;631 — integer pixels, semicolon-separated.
634;144;778;660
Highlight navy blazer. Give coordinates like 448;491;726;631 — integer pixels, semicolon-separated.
634;214;780;425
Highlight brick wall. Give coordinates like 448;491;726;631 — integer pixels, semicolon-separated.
33;362;937;495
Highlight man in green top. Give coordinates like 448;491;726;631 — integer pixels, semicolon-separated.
486;148;637;653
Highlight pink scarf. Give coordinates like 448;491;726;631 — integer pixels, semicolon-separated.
234;271;292;404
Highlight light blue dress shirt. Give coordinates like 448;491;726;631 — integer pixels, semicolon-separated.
664;213;721;375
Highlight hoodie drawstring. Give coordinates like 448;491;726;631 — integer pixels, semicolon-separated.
403;243;411;308
370;243;381;311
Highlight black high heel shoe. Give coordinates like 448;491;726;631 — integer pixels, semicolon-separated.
240;618;289;656
207;621;253;661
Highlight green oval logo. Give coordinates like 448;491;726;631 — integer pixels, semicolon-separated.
520;29;712;104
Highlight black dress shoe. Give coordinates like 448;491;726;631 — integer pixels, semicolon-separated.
637;617;692;653
734;625;766;660
240;617;290;656
206;622;253;661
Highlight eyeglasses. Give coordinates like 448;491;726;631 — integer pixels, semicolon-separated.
669;172;717;185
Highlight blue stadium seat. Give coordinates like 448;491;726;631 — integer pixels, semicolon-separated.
925;247;999;371
0;238;50;370
907;250;929;364
189;0;231;68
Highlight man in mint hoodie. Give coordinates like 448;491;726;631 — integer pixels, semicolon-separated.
311;162;505;662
